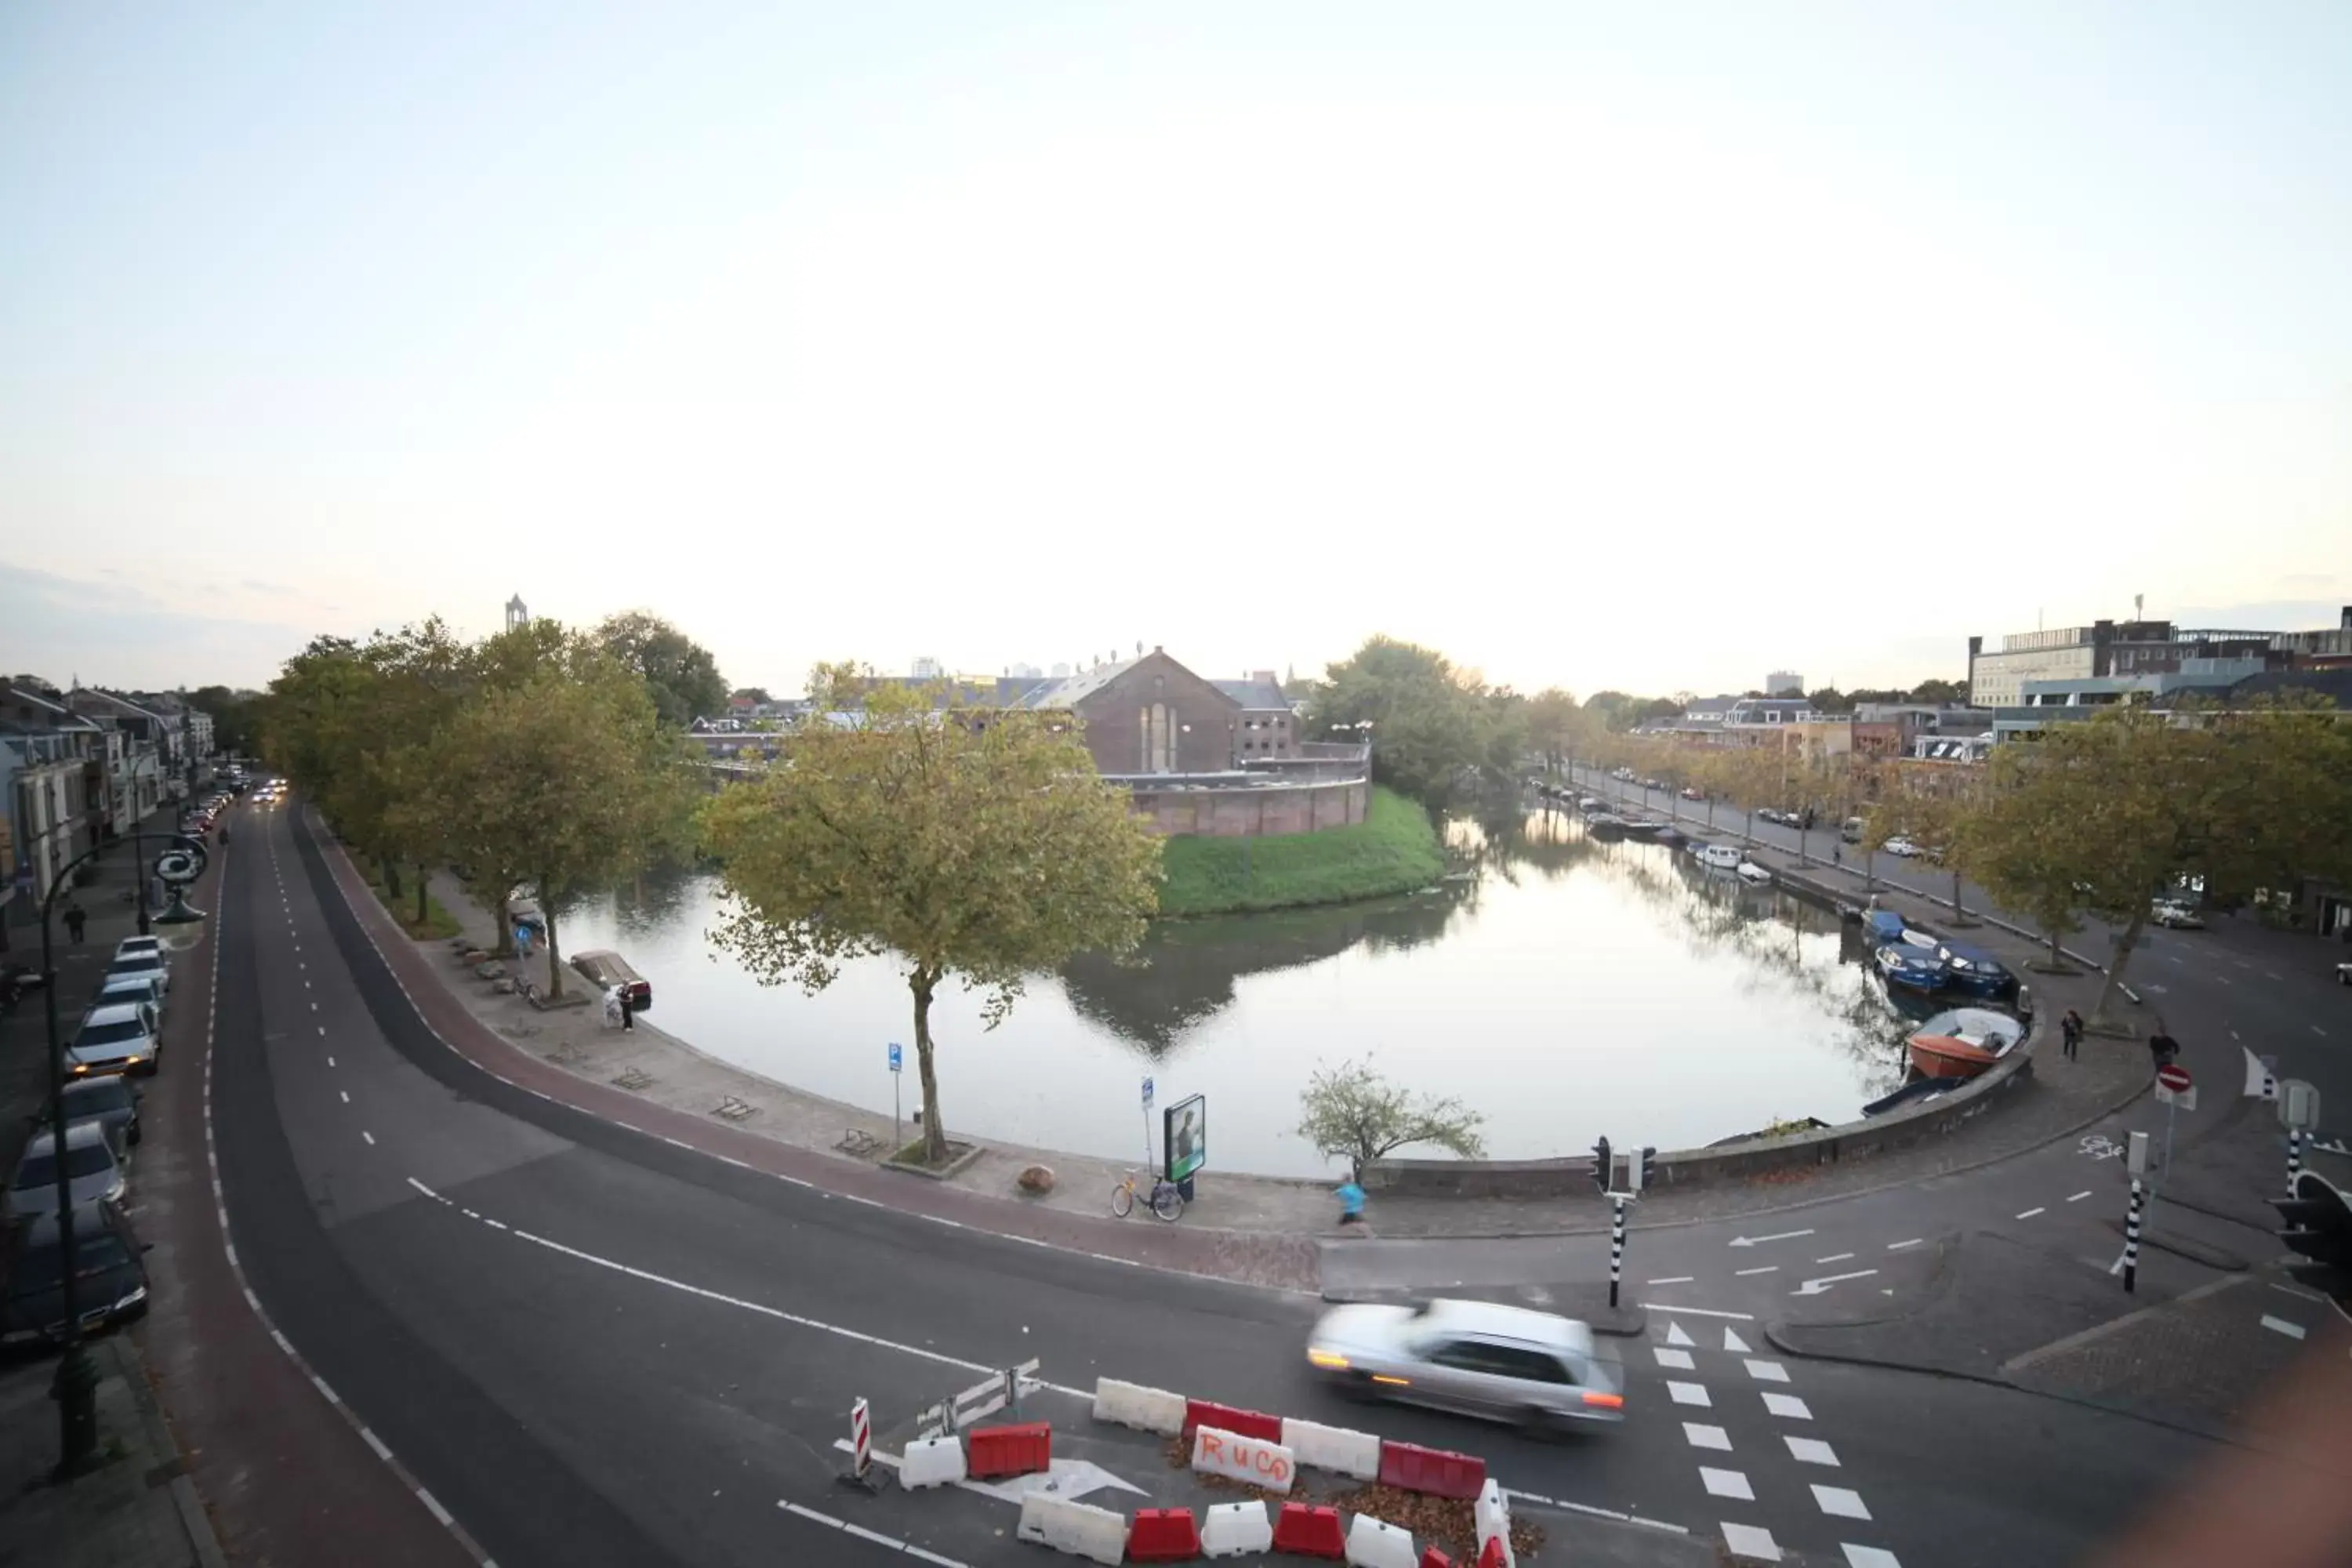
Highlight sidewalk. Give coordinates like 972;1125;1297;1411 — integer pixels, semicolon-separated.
0;805;226;1568
371;822;2148;1264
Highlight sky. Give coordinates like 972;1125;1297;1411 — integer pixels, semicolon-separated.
4;2;2347;701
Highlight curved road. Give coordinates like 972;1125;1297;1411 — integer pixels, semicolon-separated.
196;797;2255;1566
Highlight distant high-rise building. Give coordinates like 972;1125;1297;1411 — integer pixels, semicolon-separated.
1766;671;1803;697
504;593;529;630
911;655;943;679
1050;662;1072;678
1007;662;1043;679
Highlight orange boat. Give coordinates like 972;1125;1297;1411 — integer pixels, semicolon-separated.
1907;1032;2008;1080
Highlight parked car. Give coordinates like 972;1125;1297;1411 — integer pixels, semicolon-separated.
67;1002;161;1077
104;951;169;997
1842;816;1867;844
1882;837;1921;858
49;1076;141;1154
113;935;163;964
2151;900;2205;930
94;971;165;1018
0;1199;150;1348
6;1123;127;1219
1305;1298;1625;1431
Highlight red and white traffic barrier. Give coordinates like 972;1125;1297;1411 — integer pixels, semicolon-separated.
849;1398;872;1481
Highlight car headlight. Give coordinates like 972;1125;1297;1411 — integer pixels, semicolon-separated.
113;1286;147;1312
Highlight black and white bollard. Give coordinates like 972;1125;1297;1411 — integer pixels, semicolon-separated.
1609;1195;1626;1308
2288;1127;2303;1195
2122;1178;2143;1294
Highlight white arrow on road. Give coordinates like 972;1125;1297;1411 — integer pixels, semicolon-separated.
1791;1270;1879;1297
1729;1229;1817;1248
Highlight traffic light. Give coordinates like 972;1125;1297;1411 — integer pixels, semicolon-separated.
1591;1137;1612;1194
1640;1146;1658;1192
2273;1171;2352;1304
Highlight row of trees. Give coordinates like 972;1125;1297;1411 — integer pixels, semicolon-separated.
1576;705;2352;1025
261;615;709;998
1303;636;1583;815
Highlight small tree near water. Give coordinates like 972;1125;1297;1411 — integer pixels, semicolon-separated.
1297;1058;1486;1178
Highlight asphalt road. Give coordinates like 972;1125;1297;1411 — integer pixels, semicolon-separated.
205;797;2257;1567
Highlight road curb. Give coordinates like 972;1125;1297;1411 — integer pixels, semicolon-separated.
110;1332;231;1568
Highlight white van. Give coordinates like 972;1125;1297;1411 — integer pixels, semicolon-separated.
1699;844;1743;870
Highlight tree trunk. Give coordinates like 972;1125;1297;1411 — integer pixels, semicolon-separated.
1949;869;1965;919
2089;912;2147;1028
383;856;402;901
543;895;563;999
912;969;945;1164
416;863;429;927
494;890;514;958
1795;823;1808;864
2049;927;2062;968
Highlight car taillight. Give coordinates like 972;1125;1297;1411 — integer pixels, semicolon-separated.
1582;1391;1624;1410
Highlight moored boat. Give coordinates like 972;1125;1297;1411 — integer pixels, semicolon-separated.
1934;940;2016;997
1875;942;1948;993
1905;1007;2025;1079
1736;861;1773;885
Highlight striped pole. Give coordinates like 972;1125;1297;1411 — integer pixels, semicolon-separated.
850;1398;872;1480
2289;1128;2303;1195
1609;1195;1626;1308
2123;1178;2143;1294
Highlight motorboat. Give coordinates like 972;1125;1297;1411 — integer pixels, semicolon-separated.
1875;942;1948;993
1736;861;1773;885
1933;940;2015;997
1698;844;1742;870
1864;909;1940;949
1905;1007;2024;1080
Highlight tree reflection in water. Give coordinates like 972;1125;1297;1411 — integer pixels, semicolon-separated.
1059;885;1469;1054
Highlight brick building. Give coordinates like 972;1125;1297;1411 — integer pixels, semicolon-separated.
1018;648;1253;775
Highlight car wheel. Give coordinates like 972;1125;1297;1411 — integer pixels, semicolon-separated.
1517;1404;1564;1440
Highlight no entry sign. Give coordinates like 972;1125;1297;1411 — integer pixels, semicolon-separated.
2156;1062;2192;1094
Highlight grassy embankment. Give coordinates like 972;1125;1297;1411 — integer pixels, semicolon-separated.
1156;786;1447;917
358;859;463;940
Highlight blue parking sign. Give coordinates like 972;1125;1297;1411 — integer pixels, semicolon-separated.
888;1042;902;1074
1142;1076;1154;1108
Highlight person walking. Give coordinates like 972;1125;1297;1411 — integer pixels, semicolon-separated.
2148;1030;2181;1069
2060;1008;2083;1062
1335;1174;1367;1230
601;984;623;1031
64;902;86;944
618;985;635;1033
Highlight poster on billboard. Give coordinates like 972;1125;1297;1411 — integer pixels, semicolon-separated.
1163;1094;1206;1184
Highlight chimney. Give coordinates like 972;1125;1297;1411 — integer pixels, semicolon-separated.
2341;605;2350;631
1250;670;1276;687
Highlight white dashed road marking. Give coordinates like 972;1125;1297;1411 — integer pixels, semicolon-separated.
1886;1239;1923;1251
1700;1467;1755;1501
1842;1547;1902;1567
1655;1348;1696;1370
1668;1381;1712;1407
1735;1265;1780;1276
2067;1191;2092;1203
361;1131;375;1145
1722;1327;1751;1354
1683;1423;1732;1451
1815;1253;1856;1264
1646;1276;1696;1286
1785;1436;1840;1467
1813;1484;1872;1520
1650;1304;1757;1321
1664;1323;1696;1347
2015;1207;2045;1220
1762;1392;1812;1420
2261;1316;2307;1341
1744;1359;1790;1384
1719;1521;1781;1561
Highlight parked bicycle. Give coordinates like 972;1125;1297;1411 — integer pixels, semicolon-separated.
1109;1168;1184;1222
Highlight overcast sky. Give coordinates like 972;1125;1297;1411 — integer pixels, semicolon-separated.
4;3;2347;699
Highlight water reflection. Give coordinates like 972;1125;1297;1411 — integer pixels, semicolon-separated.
561;803;1933;1174
1059;888;1469;1054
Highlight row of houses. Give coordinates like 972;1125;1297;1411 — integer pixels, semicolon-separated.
2;681;217;930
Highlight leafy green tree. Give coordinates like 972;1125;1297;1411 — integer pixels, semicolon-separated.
1296;1058;1486;1178
1309;637;1520;811
700;679;1163;1166
1965;707;2352;1022
187;685;262;757
424;653;698;996
1523;688;1581;775
596;612;728;728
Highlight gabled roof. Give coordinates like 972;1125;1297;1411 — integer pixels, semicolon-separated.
1019;659;1138;710
1210;678;1290;710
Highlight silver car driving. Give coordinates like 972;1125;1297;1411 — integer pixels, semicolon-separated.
1306;1298;1625;1430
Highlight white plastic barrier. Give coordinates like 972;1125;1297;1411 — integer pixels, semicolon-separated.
1201;1499;1274;1559
898;1434;966;1490
1475;1478;1515;1568
1015;1491;1127;1566
1345;1513;1417;1568
1280;1416;1382;1480
1189;1424;1296;1494
1091;1376;1187;1436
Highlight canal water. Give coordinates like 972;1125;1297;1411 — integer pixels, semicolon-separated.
561;808;1919;1178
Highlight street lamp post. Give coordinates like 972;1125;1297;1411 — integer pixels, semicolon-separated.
36;833;205;1478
